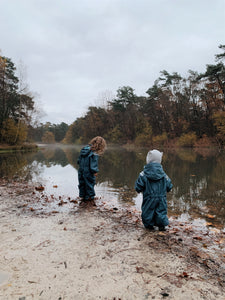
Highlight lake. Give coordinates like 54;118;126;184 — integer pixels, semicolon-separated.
0;144;225;229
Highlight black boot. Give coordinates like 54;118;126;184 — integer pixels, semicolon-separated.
146;225;154;230
159;226;166;231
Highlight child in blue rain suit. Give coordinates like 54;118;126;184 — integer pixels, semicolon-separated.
77;136;106;202
135;149;173;231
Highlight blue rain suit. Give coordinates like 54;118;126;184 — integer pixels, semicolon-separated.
77;145;99;200
135;162;173;228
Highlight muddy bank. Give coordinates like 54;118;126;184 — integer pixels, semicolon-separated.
0;180;225;300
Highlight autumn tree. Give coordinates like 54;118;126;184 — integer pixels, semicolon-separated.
61;45;225;147
42;131;55;144
1;118;27;145
215;44;225;62
109;86;140;142
212;111;225;145
0;56;19;127
0;54;35;145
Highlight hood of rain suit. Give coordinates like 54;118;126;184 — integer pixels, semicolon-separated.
77;145;99;174
146;149;163;164
79;145;91;157
143;162;166;181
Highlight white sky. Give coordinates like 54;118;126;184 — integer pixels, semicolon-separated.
1;0;224;125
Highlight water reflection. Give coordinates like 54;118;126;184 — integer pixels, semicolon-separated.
0;145;224;227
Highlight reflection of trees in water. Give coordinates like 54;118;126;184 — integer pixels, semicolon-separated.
97;148;144;189
62;146;80;168
0;152;41;181
1;146;225;224
62;145;145;193
0;146;72;181
35;147;69;167
164;149;225;225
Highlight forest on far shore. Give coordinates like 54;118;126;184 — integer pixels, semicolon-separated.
1;45;225;148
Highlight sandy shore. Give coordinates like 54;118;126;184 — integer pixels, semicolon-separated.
0;181;225;300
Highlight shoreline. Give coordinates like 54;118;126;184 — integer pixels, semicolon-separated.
0;180;225;299
0;143;38;153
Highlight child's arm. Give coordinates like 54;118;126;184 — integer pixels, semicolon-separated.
165;175;173;192
135;171;145;193
90;154;99;174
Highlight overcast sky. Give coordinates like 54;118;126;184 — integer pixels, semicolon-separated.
1;0;224;125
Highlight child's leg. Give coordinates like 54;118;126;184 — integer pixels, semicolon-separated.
83;174;96;200
78;172;86;199
141;199;156;228
155;199;169;228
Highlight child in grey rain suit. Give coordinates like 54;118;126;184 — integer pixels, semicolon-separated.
77;136;106;201
135;149;173;231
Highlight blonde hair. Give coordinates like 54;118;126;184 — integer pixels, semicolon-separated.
89;136;106;155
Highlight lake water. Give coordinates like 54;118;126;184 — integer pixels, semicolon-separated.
0;145;225;228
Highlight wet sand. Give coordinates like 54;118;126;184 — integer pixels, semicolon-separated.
0;180;225;299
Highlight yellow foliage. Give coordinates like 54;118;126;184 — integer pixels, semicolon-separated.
105;125;123;143
152;132;168;146
178;132;197;147
135;124;152;147
42;131;55;144
1;118;27;145
213;112;225;141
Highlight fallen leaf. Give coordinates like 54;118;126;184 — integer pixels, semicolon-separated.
58;200;67;206
193;236;203;241
136;266;145;274
35;186;44;191
182;272;189;278
207;214;216;219
158;232;166;236
217;238;225;244
70;199;78;203
169;229;180;234
206;222;213;226
161;292;169;297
